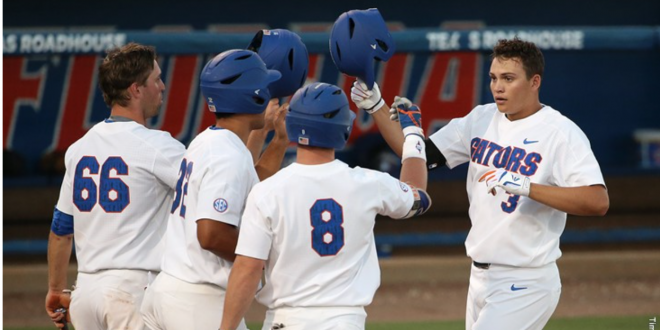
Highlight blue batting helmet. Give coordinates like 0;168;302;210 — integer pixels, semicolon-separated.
329;8;395;90
286;82;356;150
200;49;281;114
247;29;309;98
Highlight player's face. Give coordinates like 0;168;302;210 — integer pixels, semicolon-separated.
489;57;540;121
140;60;166;119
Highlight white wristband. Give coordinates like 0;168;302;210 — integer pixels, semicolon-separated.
402;134;426;163
365;98;385;114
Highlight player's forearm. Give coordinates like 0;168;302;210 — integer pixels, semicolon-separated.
254;136;288;181
220;256;264;330
372;105;405;157
47;231;73;291
528;184;609;216
247;129;269;165
400;158;428;190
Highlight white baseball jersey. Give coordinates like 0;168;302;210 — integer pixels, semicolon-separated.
429;104;605;267
236;160;415;309
55;119;185;273
162;127;259;288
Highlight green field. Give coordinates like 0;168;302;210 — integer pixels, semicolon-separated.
6;315;653;330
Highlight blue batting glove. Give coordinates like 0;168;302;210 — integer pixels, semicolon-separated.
392;96;423;137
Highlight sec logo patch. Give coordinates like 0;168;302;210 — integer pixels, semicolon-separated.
213;198;228;213
399;182;410;192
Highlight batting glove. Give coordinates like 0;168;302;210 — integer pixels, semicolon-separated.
395;98;426;163
389;96;409;122
394;97;424;138
478;168;531;197
350;79;385;114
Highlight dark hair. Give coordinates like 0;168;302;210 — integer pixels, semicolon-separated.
491;37;544;80
214;112;234;120
98;42;156;107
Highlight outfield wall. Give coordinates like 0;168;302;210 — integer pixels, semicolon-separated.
4;27;660;183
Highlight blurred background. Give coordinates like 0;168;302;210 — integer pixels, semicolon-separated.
3;0;660;328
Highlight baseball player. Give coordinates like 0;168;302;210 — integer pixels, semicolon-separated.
219;82;432;330
139;49;286;330
352;37;609;329
45;43;186;330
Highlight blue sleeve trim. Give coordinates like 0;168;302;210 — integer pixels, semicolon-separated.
51;207;74;236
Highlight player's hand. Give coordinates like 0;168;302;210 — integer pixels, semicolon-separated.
350;79;385;114
262;99;281;132
272;102;288;141
478;168;531;197
393;96;424;138
45;289;70;328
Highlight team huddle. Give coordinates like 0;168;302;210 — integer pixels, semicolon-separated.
44;7;608;330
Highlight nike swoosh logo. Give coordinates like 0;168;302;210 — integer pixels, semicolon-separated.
370;44;377;50
523;138;538;144
511;284;528;291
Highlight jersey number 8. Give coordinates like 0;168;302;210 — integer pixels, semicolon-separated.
310;199;345;256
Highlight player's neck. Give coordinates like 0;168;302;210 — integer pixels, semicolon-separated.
506;101;543;121
214;117;251;145
110;105;147;126
296;146;335;165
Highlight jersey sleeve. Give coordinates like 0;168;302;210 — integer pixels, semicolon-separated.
428;108;479;169
235;188;272;260
152;135;186;190
55;148;76;215
376;172;415;219
552;127;606;187
194;155;251;226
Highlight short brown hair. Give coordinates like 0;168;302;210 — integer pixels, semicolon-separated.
491;37;544;80
98;42;156;107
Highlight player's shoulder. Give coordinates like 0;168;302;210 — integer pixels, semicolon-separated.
130;124;183;148
63;122;106;157
248;164;297;200
541;106;588;136
538;106;592;148
197;128;246;156
468;103;498;116
350;165;398;185
462;103;499;122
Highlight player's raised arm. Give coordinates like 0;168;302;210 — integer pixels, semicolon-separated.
396;101;428;191
395;100;432;218
351;80;405;157
253;101;289;181
247;99;281;164
351;83;450;172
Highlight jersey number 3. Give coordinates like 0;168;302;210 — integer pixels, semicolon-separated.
73;156;129;213
310;199;345;256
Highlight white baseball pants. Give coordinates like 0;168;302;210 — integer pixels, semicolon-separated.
466;261;561;330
